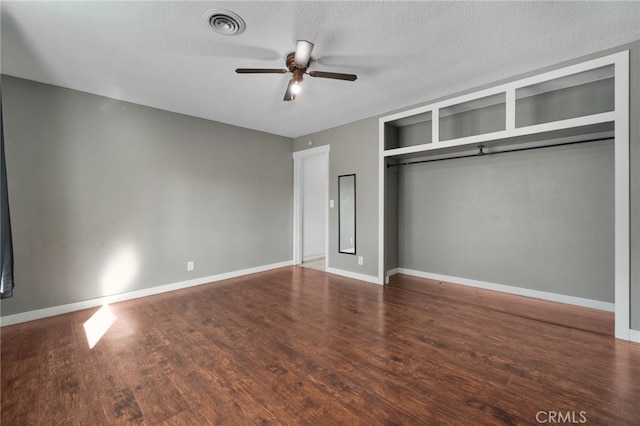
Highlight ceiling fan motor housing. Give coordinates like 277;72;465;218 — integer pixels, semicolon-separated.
286;52;308;72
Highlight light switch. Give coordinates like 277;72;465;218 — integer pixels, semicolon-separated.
330;199;335;208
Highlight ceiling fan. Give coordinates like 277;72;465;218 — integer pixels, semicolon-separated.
235;40;357;101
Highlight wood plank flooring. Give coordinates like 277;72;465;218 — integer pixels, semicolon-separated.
2;267;639;425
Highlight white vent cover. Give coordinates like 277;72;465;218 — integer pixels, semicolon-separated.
205;9;246;36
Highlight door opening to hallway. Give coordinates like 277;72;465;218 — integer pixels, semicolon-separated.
293;145;329;271
300;153;327;271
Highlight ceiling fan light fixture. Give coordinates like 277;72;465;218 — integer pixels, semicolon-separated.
294;40;314;67
205;9;245;36
291;81;301;94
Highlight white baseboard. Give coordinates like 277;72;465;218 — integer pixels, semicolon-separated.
0;260;293;327
326;267;382;285
630;329;640;343
302;254;325;262
392;268;615;312
386;268;399;283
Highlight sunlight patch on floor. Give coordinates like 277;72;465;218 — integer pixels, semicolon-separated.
83;304;117;349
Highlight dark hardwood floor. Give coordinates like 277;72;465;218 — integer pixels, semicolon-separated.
2;267;639;425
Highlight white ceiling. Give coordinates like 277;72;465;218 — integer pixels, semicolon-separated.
2;1;639;138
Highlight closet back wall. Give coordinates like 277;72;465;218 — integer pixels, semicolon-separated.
1;76;293;316
397;140;614;303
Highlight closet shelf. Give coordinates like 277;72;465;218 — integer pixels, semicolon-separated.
383;113;615;160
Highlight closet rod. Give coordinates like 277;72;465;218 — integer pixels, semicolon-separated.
386;136;613;168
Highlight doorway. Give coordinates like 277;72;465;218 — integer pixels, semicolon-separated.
293;145;329;270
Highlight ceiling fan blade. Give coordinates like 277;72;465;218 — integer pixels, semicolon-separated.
308;71;357;81
283;79;296;101
294;40;314;67
236;68;288;74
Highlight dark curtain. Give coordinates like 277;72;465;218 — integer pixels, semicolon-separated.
1;90;14;299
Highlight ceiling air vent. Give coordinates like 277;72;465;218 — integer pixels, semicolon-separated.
205;9;245;36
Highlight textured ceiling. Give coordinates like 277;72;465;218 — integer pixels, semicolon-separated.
2;1;639;138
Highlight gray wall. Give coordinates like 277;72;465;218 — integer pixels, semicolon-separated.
293;118;378;278
1;76;293;316
398;140;614;302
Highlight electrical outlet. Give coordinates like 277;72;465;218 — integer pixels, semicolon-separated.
330;199;335;208
358;256;363;266
187;261;194;271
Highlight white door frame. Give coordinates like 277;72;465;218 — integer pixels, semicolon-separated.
293;145;330;265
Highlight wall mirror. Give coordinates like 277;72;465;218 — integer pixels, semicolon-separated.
338;174;356;254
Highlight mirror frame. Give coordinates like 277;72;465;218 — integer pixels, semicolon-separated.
338;174;356;255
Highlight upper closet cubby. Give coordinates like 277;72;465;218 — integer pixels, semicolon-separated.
380;53;623;160
384;111;432;150
439;93;506;141
515;65;614;128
